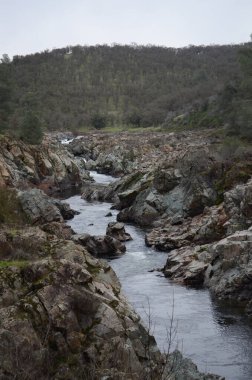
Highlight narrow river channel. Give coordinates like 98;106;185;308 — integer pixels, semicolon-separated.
65;172;252;380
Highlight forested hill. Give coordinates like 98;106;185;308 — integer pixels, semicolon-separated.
0;44;247;131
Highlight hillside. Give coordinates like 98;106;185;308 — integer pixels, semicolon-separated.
0;43;246;132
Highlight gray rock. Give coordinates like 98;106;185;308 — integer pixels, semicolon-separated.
106;222;132;242
224;178;252;234
18;188;77;226
205;230;252;312
153;168;182;193
163;245;211;286
146;205;227;251
73;233;126;257
18;189;63;224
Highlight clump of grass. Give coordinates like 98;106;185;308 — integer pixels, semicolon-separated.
0;260;28;268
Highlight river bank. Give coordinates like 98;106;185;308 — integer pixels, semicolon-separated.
65;172;252;380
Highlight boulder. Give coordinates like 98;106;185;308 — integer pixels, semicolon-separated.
52;199;79;220
106;222;132;242
205;229;252;315
18;189;77;225
0;226;51;260
81;182;110;202
163;227;252;317
117;171;154;209
73;233;126;257
163;245;211;286
117;188;162;226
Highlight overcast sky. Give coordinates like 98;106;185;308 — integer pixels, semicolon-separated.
0;0;251;57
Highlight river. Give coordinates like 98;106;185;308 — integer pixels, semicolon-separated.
65;172;252;380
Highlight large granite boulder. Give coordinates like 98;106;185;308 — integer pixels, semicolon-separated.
153;168;182;193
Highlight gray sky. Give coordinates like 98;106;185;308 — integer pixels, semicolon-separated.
0;0;251;57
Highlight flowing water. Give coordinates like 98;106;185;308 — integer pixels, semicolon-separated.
65;173;252;380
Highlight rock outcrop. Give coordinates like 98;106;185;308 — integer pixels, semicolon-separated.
0;224;222;380
0;136;83;192
0;229;159;379
224;178;252;234
146;205;227;251
205;229;252;316
18;188;78;225
163;228;252;317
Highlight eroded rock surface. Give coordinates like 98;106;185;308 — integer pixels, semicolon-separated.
0;136;83;192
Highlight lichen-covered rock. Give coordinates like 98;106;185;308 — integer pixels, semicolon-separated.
81;181;111;202
153;168;182;193
0;226;50;260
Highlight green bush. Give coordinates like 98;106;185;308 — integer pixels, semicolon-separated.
20;111;43;144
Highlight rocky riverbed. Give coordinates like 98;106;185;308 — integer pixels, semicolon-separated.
68;131;252;320
0;133;223;379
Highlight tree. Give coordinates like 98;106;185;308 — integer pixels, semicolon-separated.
91;113;107;129
234;45;252;139
0;57;12;133
20;111;43;144
1;54;11;64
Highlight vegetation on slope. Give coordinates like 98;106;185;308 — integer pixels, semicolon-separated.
0;43;246;134
167;42;252;139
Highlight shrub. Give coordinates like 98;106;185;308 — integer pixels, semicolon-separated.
20;111;43;144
